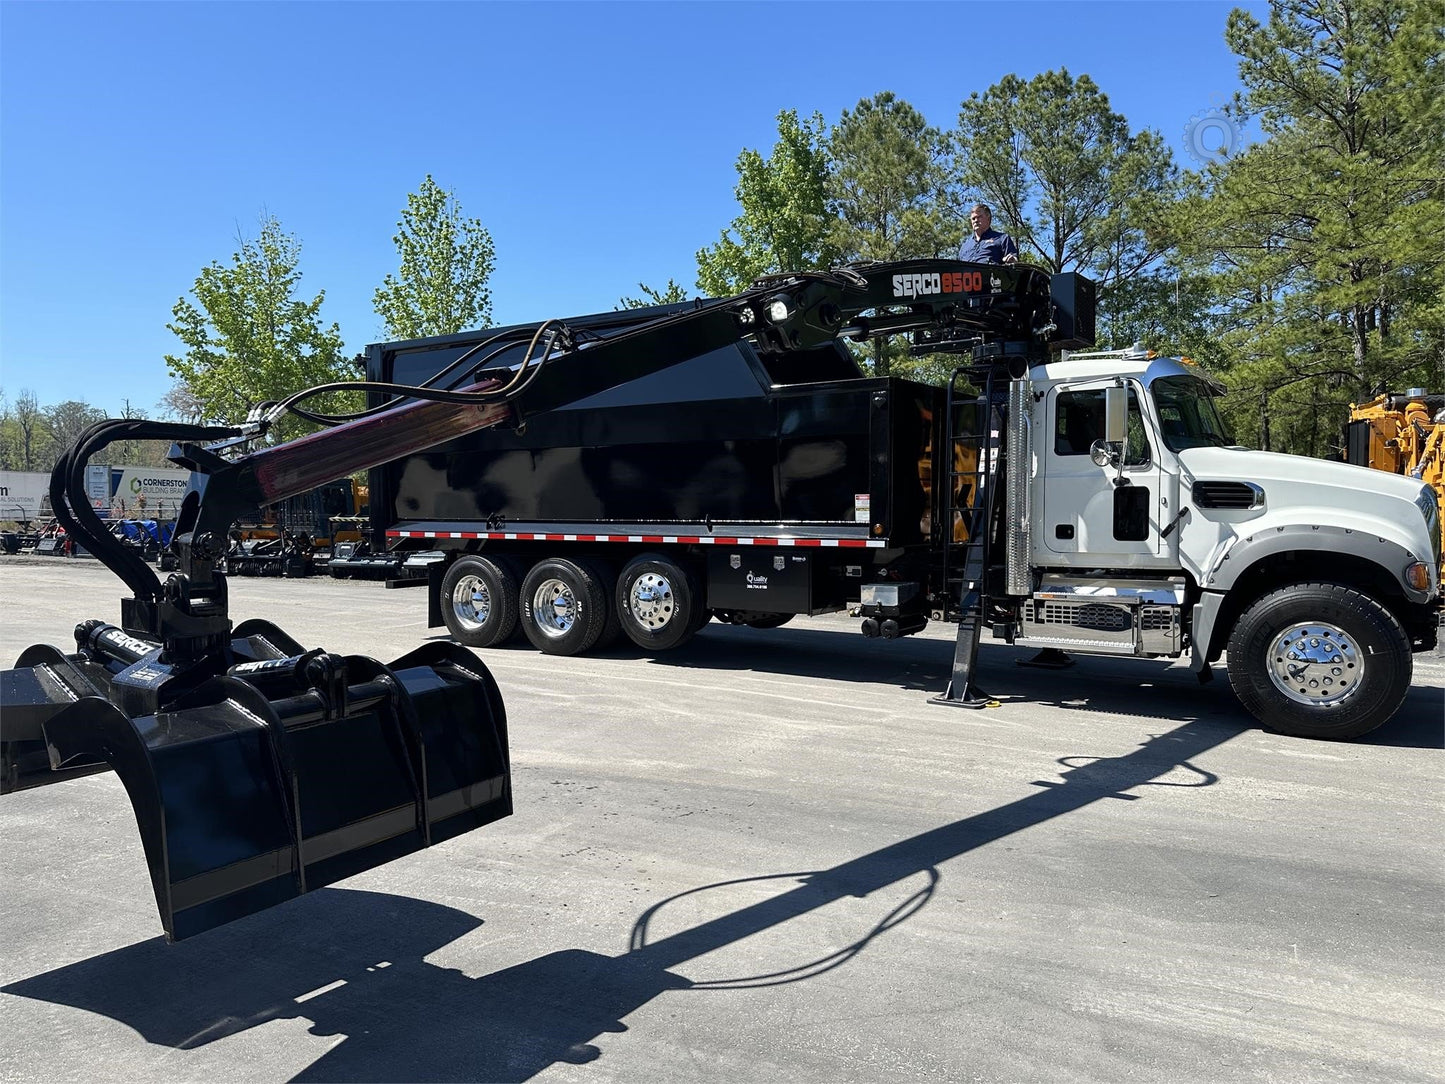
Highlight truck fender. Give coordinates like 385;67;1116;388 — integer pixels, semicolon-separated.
1203;523;1430;604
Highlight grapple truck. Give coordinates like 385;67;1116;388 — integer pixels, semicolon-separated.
1;259;1439;941
375;261;1439;741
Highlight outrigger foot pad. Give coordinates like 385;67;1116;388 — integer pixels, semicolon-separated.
929;682;998;709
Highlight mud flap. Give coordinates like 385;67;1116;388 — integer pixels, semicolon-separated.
1;628;510;941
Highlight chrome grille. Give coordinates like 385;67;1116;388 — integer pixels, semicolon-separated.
1039;601;1130;631
1141;607;1175;630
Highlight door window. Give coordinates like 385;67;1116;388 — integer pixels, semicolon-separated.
1054;389;1152;466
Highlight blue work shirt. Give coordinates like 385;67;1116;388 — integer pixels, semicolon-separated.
958;228;1018;265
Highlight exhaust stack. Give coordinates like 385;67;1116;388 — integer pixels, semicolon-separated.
1005;375;1034;597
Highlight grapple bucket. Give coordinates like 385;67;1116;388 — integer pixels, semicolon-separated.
0;620;511;941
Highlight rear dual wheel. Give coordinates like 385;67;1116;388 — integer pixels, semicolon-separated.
441;555;520;648
520;558;618;656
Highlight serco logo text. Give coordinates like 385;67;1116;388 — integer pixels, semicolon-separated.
892;271;984;299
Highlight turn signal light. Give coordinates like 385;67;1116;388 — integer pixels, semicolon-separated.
1404;561;1431;591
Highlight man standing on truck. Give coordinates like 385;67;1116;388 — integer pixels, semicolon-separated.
959;204;1018;265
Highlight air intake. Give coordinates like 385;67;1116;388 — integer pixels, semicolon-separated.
1192;481;1263;509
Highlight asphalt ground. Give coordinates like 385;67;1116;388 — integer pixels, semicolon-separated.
1;555;1441;1083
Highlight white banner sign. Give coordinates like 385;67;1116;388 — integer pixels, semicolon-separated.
108;467;195;518
0;471;49;521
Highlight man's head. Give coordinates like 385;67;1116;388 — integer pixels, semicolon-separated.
969;204;993;237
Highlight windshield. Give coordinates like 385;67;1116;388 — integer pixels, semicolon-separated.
1151;375;1235;451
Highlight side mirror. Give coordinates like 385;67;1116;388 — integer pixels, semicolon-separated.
1089;439;1116;468
1103;385;1131;486
1104;386;1127;443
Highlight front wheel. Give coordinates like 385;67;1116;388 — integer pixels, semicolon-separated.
1225;582;1412;740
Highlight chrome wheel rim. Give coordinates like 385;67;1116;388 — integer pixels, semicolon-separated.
452;574;492;631
1267;621;1362;708
628;572;676;630
532;578;578;638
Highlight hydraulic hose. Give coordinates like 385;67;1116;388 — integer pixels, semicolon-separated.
48;419;239;602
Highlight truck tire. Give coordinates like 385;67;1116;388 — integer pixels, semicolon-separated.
1225;582;1412;740
578;558;623;648
441;555;520;648
616;553;701;651
520;558;608;655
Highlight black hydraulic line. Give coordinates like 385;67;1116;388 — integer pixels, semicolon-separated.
48;419;240;603
264;320;566;429
49;420;162;602
413;325;539;391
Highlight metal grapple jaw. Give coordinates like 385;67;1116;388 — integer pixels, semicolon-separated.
0;618;511;941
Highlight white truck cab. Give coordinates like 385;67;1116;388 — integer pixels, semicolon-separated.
1010;346;1440;738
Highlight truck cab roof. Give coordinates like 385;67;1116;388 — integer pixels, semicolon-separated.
1034;350;1221;391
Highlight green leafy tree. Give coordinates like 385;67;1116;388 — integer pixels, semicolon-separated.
1090;267;1217;359
696;110;841;296
0;390;13;471
828;92;960;263
618;280;692;310
1173;0;1444;455
9;389;46;470
166;215;352;437
160;382;206;424
955;69;1180;341
105;400;174;468
827;92;961;377
374;175;496;339
42;400;107;465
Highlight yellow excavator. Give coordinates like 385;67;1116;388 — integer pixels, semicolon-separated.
1345;389;1445;564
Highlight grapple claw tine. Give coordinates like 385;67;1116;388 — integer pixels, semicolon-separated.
2;627;511;941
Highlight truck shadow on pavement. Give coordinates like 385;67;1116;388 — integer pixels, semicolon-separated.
636;624;1445;750
6;718;1245;1082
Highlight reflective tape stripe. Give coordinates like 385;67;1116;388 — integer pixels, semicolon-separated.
387;529;886;548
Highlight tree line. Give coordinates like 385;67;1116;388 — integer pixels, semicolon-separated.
4;0;1439;471
0;395;175;473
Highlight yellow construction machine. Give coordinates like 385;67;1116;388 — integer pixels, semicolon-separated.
1345;389;1444;563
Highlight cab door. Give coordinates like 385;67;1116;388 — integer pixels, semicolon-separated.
1039;381;1166;564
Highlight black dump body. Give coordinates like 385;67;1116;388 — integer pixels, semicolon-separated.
366;306;946;555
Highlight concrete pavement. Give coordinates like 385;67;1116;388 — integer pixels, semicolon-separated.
1;557;1441;1082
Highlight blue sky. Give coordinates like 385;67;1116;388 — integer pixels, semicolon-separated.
1;0;1259;416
